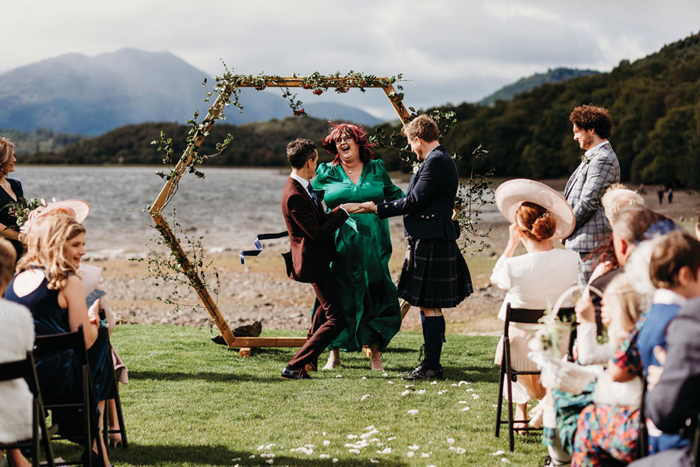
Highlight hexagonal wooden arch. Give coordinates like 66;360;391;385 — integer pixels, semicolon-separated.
149;76;411;355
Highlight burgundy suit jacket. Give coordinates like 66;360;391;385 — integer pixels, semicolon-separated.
281;177;348;283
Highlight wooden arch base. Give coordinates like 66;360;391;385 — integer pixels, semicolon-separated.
149;75;411;356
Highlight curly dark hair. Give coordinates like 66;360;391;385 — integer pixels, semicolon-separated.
320;123;375;165
569;105;613;139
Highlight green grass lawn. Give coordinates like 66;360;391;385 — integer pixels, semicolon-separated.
71;325;549;466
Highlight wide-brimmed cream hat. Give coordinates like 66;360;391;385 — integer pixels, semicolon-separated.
20;199;90;233
495;179;575;240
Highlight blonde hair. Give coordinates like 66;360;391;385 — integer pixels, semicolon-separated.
603;273;644;346
601;184;644;223
17;213;85;290
0;137;15;177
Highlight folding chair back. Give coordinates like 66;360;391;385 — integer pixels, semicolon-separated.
34;325;104;467
495;304;574;451
0;351;56;467
98;309;127;450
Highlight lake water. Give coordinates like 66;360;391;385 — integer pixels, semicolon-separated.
13;166;501;258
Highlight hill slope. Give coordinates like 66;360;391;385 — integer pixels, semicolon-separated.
477;67;600;106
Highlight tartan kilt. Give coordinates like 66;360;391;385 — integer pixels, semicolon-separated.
397;237;473;308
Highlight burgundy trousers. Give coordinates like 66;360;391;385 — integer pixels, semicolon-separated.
287;276;347;369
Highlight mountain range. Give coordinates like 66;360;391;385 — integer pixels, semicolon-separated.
0;49;382;136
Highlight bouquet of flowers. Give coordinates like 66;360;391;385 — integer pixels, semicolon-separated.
2;197;45;229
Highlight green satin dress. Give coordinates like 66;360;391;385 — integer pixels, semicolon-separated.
312;159;405;352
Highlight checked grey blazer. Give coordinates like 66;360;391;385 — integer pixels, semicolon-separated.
563;141;620;253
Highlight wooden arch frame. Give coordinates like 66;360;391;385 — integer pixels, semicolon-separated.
149;75;411;354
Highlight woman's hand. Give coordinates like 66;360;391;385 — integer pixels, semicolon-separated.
503;223;522;257
575;291;595;324
87;298;101;326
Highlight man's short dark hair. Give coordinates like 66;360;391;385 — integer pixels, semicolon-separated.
402;115;439;142
570;105;613;139
287;138;317;169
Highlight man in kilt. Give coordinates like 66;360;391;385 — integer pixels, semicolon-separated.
363;115;473;380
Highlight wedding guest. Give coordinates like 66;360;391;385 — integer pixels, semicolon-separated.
313;123;404;371
279;139;366;380
364;115;473;380
570;273;646;466
5;214;113;467
608;231;700;457
23;199;127;446
629;297;700;467
491;179;578;433
563;105;620;287
0;137;24;260
0;239;32;467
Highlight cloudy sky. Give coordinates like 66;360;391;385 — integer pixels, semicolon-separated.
4;0;699;120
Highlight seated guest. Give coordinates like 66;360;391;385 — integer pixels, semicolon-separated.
570;273;646;466
543;205;658;465
4;214;113;467
629;297;700;467
491;179;578;432
0;137;24;262
573;231;700;465
0;239;32;467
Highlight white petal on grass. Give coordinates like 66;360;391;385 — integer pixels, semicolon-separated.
492;450;505;455
408;444;420;450
437;391;445;395
365;425;375;431
320;454;330;459
336;375;343;378
383;373;388;377
370;459;379;464
472;394;480;399
458;401;468;404
501;458;511;464
405;384;414;388
451;383;458;387
323;432;327;436
323;440;330;446
387;436;396;441
348;449;360;454
369;439;380;443
458;381;471;386
466;388;474;392
455;447;466;454
387;381;394;384
447;438;455;445
333;459;339;463
422;452;430;457
376;447;392;454
362;376;367;380
249;455;255;459
407;409;419;415
407;452;415;458
348;435;358;439
361;429;379;439
401;390;411;396
260;453;275;458
361;394;372;401
461;406;470;411
417;389;426;395
257;445;265;451
430;381;438;385
266;460;273;465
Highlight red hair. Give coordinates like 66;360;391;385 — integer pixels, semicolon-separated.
320;123;375;165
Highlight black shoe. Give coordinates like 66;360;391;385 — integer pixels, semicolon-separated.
281;367;312;380
81;448;102;466
401;366;444;381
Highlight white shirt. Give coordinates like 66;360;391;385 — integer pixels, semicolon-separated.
290;173;348;214
491;249;579;328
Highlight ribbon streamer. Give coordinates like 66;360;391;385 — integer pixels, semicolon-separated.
239;231;289;264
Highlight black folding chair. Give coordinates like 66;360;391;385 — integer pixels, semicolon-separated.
98;310;127;450
33;325;104;467
495;304;574;452
0;351;56;467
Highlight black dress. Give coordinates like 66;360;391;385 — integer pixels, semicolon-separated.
0;178;24;259
4;269;116;440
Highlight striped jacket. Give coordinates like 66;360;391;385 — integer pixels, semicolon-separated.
563;141;620;252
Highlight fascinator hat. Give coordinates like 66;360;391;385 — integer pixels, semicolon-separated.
20;199;90;233
495;179;575;240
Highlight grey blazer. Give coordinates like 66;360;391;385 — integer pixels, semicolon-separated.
563;141;620;252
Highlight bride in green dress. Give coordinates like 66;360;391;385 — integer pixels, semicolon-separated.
312;123;404;371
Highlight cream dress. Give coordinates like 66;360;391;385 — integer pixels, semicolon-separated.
491;249;579;403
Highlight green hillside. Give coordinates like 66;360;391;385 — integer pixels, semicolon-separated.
448;32;700;188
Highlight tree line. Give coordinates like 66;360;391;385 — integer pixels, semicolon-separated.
14;33;700;188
